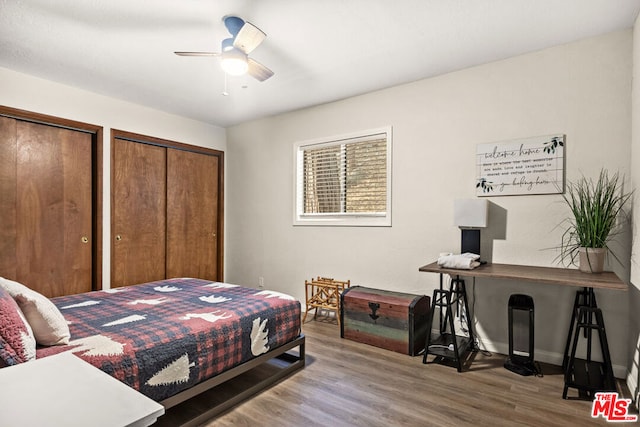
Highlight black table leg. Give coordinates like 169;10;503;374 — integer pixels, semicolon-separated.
563;287;616;400
423;274;475;372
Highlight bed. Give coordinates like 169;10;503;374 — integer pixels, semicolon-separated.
0;277;305;425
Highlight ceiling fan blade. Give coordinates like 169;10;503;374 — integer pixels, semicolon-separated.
247;57;274;82
174;51;220;57
233;22;266;54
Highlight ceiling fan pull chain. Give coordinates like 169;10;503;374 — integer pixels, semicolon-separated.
222;73;229;96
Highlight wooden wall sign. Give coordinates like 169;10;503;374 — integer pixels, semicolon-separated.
475;134;565;196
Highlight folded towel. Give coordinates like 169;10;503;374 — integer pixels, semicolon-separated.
437;253;481;270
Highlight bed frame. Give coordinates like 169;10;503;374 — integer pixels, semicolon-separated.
158;334;306;426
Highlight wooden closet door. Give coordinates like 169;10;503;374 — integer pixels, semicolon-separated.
0;117;93;297
0;117;18;278
166;149;219;280
112;139;167;287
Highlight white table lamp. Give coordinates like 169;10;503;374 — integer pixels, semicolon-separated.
454;199;488;256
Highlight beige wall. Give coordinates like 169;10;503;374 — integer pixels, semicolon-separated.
0;67;227;287
227;30;633;376
627;14;640;405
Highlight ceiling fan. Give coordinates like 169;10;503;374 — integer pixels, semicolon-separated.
175;15;274;82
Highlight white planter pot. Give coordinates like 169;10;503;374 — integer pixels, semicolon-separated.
578;247;606;273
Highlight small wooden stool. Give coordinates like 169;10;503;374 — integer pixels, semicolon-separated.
303;276;350;326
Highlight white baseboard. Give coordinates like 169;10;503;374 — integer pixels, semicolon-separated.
473;339;627;379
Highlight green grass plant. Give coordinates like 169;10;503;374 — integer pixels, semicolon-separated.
559;169;632;267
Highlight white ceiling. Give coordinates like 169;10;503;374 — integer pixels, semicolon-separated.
1;1;639;128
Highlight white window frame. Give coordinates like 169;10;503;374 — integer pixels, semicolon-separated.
293;126;392;227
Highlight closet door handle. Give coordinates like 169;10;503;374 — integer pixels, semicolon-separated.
81;236;89;244
115;235;122;241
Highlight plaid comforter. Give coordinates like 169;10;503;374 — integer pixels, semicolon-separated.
36;278;301;401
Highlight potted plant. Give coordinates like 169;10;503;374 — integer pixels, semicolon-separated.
558;169;632;273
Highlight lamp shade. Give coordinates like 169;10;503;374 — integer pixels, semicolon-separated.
454;199;488;228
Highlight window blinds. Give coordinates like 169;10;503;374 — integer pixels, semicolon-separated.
301;133;387;215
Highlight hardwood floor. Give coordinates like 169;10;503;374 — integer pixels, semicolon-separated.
164;318;634;426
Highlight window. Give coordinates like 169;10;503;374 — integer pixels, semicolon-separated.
293;127;392;226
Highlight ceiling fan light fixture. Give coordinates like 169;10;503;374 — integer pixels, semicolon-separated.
221;48;248;75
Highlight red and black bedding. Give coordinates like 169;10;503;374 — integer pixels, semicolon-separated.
1;277;301;402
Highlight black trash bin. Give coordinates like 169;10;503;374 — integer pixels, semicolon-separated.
504;294;539;376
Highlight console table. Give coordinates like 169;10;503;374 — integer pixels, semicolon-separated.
419;261;627;399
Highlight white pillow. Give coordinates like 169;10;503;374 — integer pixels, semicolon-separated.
0;277;70;346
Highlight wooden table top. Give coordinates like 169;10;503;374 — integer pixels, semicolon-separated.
418;261;627;291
